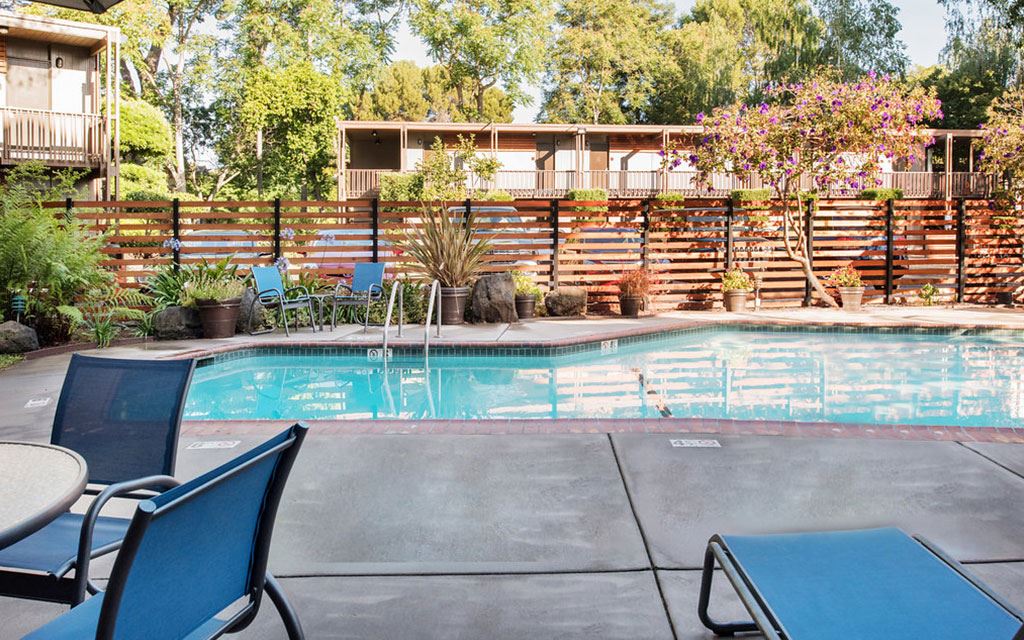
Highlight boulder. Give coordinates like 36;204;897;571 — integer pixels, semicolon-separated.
237;288;271;333
467;273;518;323
545;287;588;317
0;321;39;354
152;305;203;340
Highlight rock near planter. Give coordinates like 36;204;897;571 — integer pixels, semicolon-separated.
545;287;587;317
237;288;271;333
153;305;203;340
467;273;518;323
0;321;40;354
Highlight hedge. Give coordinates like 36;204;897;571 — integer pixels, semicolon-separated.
379;172;425;201
566;188;608;215
859;188;903;201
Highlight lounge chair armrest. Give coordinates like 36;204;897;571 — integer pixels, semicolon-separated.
284;286;310;299
255;288;286;303
71;475;180;602
368;283;384;296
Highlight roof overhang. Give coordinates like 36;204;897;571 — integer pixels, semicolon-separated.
0;11;118;49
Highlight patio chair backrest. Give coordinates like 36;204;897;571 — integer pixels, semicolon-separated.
251;266;286;299
52;354;196;485
352;263;386;293
95;424;308;640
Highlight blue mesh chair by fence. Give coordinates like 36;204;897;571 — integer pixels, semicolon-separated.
22;423;309;640
330;262;386;331
247;265;318;336
0;355;195;606
698;527;1024;640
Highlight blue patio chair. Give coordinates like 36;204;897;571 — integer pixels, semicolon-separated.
246;265;317;336
0;355;195;606
698;527;1024;640
330;262;386;331
22;424;309;640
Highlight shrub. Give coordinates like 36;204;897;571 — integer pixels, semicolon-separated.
511;270;543;299
654;192;687;202
617;268;653;296
121;163;170;198
859;188;903;201
395;205;493;288
181;280;246;306
475;189;514;201
827;264;863;288
566;188;609;218
729;188;772;203
918;283;938;306
379;172;425;202
120;98;173;164
721;267;753;292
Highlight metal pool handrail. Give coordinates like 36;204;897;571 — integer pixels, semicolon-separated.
424;280;442;358
382;280;404;356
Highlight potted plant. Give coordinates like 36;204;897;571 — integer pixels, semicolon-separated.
827;264;865;311
511;270;542;320
396;205;493;325
182;279;246;338
721;267;753;312
617;268;652;317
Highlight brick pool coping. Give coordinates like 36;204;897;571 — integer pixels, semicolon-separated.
180;417;1024;444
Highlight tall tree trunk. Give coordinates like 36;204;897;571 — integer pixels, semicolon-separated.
171;58;186;193
781;205;838;307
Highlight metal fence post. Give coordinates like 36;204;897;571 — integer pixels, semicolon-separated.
550;199;560;290
64;196;74;223
371;197;380;262
273;197;282;260
725;198;735;269
641;198;651;269
171;198;181;273
956;197;966;303
884;198;895;304
802;199;814;307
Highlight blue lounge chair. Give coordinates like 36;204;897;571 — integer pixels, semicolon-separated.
247;265;317;336
330;262;386;331
22;424;309;640
699;527;1024;640
0;355;195;606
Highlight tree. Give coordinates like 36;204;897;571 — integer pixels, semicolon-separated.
813;0;909;79
410;0;554;118
668;73;941;305
540;0;672;124
907;65;1006;129
979;86;1024;206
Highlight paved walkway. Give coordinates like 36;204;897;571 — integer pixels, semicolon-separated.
2;309;1023;638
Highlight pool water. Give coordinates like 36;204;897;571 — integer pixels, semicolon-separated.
185;328;1024;428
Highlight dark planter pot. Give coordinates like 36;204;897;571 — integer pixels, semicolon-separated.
723;290;750;312
196;298;241;339
619;295;643;318
515;295;536;320
440;287;470;325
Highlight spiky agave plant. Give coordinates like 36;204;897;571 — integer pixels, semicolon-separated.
396;204;493;288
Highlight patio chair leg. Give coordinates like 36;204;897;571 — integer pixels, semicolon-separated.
306;299;317;332
698;544;761;637
265;572;305;640
331;299;338;331
282;307;291;337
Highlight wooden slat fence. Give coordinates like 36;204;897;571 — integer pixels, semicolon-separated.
44;197;1023;311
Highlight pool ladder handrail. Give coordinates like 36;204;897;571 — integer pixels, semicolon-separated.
423;279;442;358
381;280;405;357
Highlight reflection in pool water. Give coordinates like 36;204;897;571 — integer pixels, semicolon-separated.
185;328;1024;427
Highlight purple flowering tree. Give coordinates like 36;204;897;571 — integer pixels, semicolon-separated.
667;73;942;305
979;87;1024;209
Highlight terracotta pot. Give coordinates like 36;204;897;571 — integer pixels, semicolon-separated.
619;295;643;318
196;298;241;339
440;287;470;325
515;295;536;320
839;286;865;312
723;290;750;312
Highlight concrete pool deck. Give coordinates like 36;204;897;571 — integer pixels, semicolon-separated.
1;307;1023;637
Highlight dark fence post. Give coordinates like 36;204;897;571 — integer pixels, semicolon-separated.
802;199;814;307
550;199;560;290
371;197;380;263
171;198;181;273
273;197;282;260
641;198;651;269
725;198;735;269
64;196;73;223
884;198;895;304
956;197;966;303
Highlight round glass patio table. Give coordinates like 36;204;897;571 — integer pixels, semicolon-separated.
0;442;87;550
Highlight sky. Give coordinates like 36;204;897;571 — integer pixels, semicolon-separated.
392;0;950;123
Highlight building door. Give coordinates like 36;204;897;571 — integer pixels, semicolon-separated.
589;138;609;191
535;137;555;194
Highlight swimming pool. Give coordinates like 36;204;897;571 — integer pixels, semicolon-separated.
184;327;1024;428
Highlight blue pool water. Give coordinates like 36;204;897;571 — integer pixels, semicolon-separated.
185;328;1024;428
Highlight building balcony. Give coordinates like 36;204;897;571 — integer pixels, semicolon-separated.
342;168;994;200
0;107;108;168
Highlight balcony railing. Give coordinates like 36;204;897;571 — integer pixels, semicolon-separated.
0;107;107;167
344;168;994;199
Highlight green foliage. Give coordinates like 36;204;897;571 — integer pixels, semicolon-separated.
475;190;514;201
906;65;1006;129
814;0;909;79
0;354;23;371
918;283;938;306
146;257;239;309
333;278;428;325
395;205;494;287
121;164;171;199
720;267;753;292
379;173;426;202
181;280;246;306
859;188;904;200
134;311;156;338
730;189;772;202
416;136;502;202
120;98;174;164
87;315;121;349
566;188;609;217
511;269;543;299
827;264;864;288
979;87;1024;208
654;192;687;202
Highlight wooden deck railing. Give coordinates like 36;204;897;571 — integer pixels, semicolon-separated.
48;196;1022;310
1;107;106;167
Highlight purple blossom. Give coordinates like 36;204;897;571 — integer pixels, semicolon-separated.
162;238;181;251
274;257;290;273
281;227;296;240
